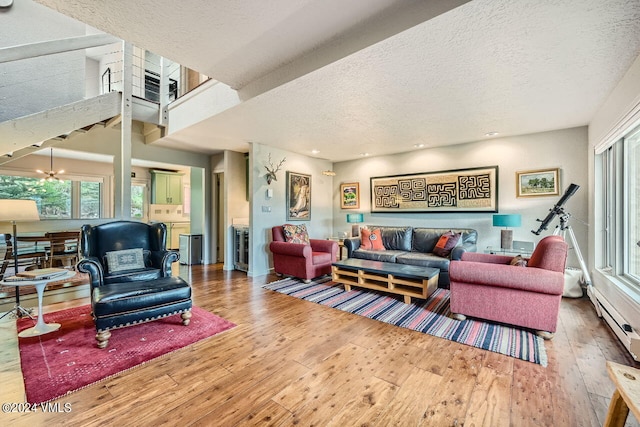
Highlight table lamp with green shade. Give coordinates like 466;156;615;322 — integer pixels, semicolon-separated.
493;213;521;250
0;199;40;318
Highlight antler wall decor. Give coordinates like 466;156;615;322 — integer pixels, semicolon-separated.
265;153;286;185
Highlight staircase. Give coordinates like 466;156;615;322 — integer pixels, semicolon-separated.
0;92;122;165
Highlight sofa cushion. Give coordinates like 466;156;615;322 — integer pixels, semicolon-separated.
396;252;451;271
352;249;404;263
283;224;310;244
312;251;331;265
433;231;462;257
360;228;385;250
411;228;441;253
377;226;413;251
104;268;162;284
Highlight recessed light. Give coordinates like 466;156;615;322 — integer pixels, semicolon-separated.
485;131;499;137
360;153;370;157
311;149;320;155
413;143;425;148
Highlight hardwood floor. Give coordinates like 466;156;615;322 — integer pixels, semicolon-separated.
1;263;639;426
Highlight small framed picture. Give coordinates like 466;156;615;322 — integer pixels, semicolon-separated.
340;182;360;209
516;168;560;197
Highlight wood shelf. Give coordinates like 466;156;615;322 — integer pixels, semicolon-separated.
332;264;438;304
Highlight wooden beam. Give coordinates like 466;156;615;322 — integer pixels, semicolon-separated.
0;34;120;63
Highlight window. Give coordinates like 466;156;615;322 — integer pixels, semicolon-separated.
131;182;146;219
0;174;102;219
599;124;640;286
80;181;101;219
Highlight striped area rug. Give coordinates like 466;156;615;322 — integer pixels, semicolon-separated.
263;276;547;366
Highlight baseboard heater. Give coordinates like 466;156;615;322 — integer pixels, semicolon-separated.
588;286;640;361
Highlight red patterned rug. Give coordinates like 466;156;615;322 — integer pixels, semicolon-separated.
17;305;235;404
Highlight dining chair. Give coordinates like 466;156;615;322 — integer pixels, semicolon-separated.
44;231;80;269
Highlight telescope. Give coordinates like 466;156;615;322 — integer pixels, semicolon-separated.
532;183;579;235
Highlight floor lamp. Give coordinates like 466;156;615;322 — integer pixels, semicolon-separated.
0;199;40;318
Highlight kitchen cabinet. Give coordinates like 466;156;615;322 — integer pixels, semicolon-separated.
151;170;183;205
165;222;190;250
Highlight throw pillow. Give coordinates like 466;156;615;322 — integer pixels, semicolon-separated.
510;255;528;267
432;231;461;257
283;224;310;244
360;228;385;251
105;248;146;273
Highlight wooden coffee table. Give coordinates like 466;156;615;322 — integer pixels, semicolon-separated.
331;258;439;304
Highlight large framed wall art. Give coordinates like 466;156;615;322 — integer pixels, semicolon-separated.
286;171;311;220
370;166;498;213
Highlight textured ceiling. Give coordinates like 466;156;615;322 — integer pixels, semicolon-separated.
35;0;640;162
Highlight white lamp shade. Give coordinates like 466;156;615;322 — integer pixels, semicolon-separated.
0;199;40;222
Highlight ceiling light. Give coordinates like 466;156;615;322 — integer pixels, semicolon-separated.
413;143;425;148
5;152;13;158
485;131;499;137
37;147;64;182
311;149;320;155
360;153;370;157
322;170;336;176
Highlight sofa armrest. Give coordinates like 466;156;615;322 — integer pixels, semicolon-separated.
449;260;564;295
77;256;104;289
151;250;179;277
343;237;360;258
310;239;338;256
269;241;312;258
451;242;477;260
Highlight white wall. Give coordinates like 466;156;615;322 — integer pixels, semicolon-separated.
249;142;333;276
223;151;249;270
332;127;589;267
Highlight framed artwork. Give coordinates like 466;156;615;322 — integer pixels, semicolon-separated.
286;171;311;220
370;166;498;213
516;168;560;197
340;182;360;209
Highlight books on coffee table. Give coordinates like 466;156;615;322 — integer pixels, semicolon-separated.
15;268;69;280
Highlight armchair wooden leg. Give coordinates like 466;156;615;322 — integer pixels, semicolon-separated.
96;330;111;349
181;310;192;326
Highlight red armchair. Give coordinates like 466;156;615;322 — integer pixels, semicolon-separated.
269;225;338;283
448;235;568;339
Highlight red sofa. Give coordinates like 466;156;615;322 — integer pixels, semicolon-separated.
448;235;568;338
269;225;338;283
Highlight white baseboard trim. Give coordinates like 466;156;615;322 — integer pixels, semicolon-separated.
589;283;640;361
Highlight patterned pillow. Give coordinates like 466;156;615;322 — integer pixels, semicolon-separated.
360;228;385;251
510;255;528;267
432;231;461;257
283;224;310;244
105;248;146;273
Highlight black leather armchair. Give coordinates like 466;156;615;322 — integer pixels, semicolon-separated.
78;221;192;348
79;221;177;287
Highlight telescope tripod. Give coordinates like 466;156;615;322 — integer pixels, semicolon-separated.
552;212;592;286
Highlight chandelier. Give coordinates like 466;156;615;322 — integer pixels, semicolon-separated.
37;148;64;182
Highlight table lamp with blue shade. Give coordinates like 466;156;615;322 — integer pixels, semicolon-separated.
346;213;364;237
493;213;521;249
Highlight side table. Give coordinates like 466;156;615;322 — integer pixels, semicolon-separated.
1;270;76;337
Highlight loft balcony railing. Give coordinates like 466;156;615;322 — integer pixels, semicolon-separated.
101;44;211;106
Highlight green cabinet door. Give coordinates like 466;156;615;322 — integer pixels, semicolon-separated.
151;171;183;205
